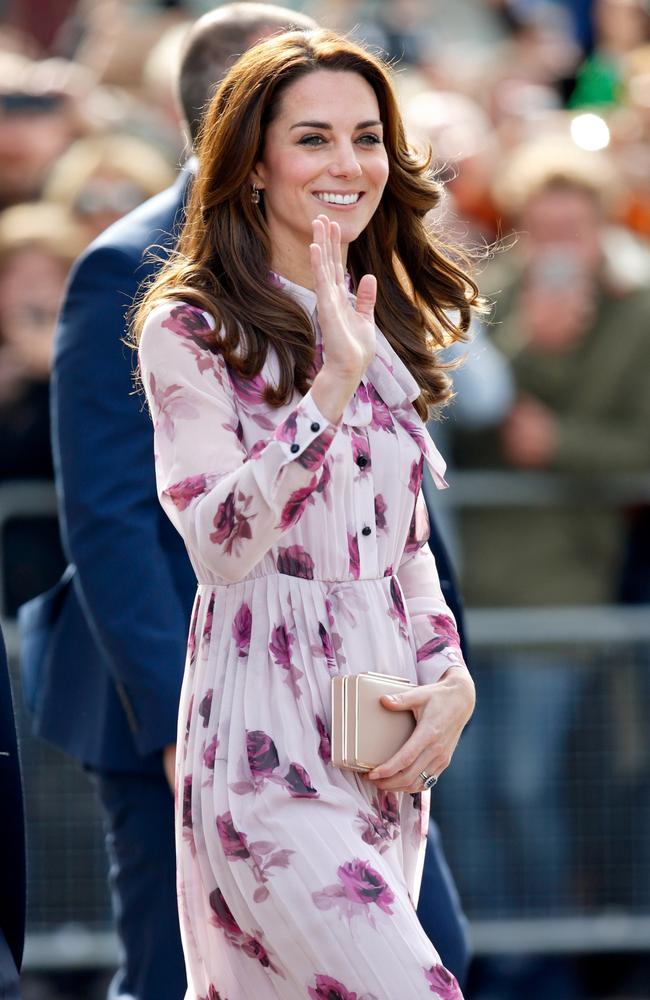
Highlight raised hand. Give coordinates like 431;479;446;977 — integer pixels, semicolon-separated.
309;214;377;385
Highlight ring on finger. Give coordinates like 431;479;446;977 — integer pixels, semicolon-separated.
419;770;438;790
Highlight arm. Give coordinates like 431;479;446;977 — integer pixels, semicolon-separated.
138;302;341;582
52;245;192;757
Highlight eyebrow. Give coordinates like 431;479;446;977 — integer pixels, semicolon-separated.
290;119;383;130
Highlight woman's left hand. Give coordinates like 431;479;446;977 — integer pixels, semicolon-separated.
367;666;475;793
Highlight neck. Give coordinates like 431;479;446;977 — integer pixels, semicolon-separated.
270;238;349;290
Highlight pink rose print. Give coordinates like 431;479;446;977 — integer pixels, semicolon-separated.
425;965;463;999
166;474;214;511
308;974;359;1000
182;775;196;855
283;762;319;798
416;614;461;661
203;734;219;770
232;603;252;658
404;505;420;554
313;859;395;924
338;860;395;913
216;812;294;905
315;714;332;763
408;456;424;496
274;409;298;445
374;494;388;532
298;427;335;471
241;936;271;965
348;533;360;581
248;438;267;459
277;545;315;580
216;812;250;860
368;385;395;433
209;882;285;978
310;622;338;674
199;986;228;1000
209;887;242;937
161;302;213;346
148;373;200;441
388;577;408;639
229;370;276;429
356;791;400;852
314;458;332;505
210;490;257;556
198;689;213;727
182;776;193;830
269;621;304;698
203;594;215;640
278;476;318;530
247;730;280;776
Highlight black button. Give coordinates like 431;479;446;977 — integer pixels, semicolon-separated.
356;455;368;469
290;443;299;453
361;526;372;536
310;421;320;432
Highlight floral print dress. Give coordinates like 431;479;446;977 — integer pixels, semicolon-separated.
139;275;466;1000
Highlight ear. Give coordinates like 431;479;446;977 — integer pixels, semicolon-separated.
249;162;266;190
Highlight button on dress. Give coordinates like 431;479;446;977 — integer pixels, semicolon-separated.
138;275;466;1000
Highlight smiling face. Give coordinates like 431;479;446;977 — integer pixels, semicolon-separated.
251;68;389;285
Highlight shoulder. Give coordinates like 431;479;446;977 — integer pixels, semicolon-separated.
139;300;217;360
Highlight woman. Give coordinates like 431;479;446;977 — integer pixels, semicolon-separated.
134;29;479;1000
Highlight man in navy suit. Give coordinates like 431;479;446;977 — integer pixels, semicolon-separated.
19;5;471;997
0;622;25;1000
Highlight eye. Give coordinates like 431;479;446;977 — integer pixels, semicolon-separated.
357;133;382;145
298;134;326;146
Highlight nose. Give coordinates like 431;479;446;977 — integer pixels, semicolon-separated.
328;141;362;179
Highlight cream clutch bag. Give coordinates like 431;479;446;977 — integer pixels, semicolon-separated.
331;672;416;772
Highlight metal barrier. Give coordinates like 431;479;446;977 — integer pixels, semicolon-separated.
1;476;649;969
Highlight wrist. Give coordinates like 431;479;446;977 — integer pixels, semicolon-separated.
311;365;358;424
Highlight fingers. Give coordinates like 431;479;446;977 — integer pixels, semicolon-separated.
331;221;345;286
311;215;343;288
371;746;443;793
355;273;377;321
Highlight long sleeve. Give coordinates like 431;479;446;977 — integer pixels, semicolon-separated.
397;491;466;686
139;302;340;582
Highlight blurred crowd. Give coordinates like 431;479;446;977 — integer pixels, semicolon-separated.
1;1;649;998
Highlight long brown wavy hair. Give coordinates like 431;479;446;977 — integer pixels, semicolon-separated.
132;29;484;420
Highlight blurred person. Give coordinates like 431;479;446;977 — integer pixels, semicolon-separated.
132;25;478;998
439;138;650;996
18;4;474;998
0;620;25;1000
0;52;91;208
404;89;502;243
44;132;176;241
0;201;86;614
570;0;650;107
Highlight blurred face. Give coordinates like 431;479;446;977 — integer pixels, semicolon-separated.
0;246;67;377
252;69;389;282
0;94;77;205
521;186;604;276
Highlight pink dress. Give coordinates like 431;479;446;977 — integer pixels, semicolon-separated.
139;275;466;1000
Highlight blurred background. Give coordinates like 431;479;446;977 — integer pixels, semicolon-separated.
0;1;649;997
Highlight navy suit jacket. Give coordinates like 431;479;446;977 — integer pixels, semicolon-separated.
19;166;467;774
0;624;25;995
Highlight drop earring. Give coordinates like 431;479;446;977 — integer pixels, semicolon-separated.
251;184;260;204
